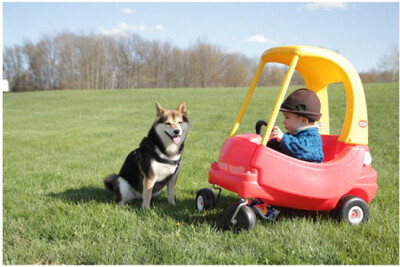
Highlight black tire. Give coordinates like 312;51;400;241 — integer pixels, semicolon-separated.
333;195;370;225
195;188;216;211
255;120;268;134
223;203;257;231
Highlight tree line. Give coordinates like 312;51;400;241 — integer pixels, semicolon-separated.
3;32;398;92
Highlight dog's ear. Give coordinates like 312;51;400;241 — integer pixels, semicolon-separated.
177;102;187;116
156;102;166;116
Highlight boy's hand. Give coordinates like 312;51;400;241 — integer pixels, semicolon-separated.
270;126;284;142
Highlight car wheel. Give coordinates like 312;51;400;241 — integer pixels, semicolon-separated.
223;203;257;231
334;195;369;225
195;188;216;211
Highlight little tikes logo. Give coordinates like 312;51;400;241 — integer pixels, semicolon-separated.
359;120;368;128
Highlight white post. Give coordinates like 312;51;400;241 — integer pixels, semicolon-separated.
1;80;10;93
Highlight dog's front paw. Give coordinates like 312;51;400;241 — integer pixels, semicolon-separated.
142;203;151;209
168;196;176;205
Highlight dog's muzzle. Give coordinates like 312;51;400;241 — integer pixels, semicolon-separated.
165;130;182;144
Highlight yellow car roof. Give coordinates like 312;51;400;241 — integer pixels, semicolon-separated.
261;46;368;145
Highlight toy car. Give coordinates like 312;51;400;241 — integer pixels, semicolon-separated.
195;46;377;231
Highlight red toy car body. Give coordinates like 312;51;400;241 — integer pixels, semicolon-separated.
209;134;377;211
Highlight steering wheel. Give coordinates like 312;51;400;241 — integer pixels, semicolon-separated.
255;120;268;135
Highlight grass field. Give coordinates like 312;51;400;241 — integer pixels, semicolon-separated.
3;83;399;264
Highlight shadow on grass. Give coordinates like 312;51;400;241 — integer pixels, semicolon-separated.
147;191;240;231
48;186;111;204
275;207;332;222
49;186;333;230
150;193;334;230
48;186;239;230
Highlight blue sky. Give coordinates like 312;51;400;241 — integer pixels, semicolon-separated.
2;2;399;72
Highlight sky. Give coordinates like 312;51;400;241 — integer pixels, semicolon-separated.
2;1;399;72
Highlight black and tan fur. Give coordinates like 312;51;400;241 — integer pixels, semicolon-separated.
104;102;189;209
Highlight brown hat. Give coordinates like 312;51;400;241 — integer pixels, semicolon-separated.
280;88;322;122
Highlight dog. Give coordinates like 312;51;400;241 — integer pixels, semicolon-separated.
104;102;189;209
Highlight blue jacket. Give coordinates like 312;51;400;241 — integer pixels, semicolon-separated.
269;127;324;163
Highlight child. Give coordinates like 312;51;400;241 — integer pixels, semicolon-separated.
251;88;324;221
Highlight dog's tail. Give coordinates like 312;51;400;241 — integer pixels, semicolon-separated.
103;174;119;192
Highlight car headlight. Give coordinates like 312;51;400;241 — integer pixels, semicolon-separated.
364;151;372;166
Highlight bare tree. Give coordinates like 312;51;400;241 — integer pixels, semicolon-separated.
190;39;228;88
378;44;399;82
223;52;252;87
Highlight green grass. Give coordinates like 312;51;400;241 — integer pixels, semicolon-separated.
3;83;399;264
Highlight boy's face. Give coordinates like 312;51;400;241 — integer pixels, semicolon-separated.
282;112;308;134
